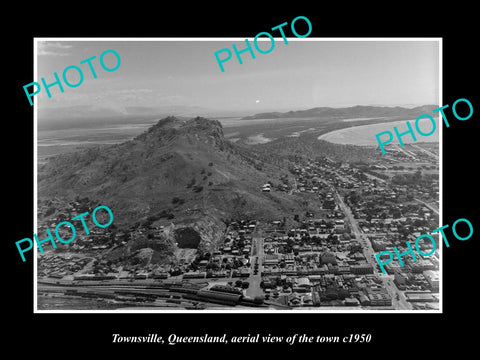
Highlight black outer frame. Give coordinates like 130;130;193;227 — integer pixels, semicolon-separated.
5;3;478;356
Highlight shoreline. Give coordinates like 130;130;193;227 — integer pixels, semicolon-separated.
318;119;439;146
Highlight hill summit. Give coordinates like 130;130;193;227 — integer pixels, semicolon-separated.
134;116;226;150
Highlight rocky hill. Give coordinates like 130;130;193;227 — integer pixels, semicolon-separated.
38;116;301;255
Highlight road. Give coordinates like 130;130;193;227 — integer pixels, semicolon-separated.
246;232;264;299
363;172;386;184
335;190;412;310
395;144;417;160
415;198;439;215
380;275;412;310
335;190;377;271
410;143;439;160
334;190;362;240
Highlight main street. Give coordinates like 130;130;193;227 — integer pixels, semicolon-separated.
246;230;264;299
381;275;412;310
334;190;362;240
334;190;412;310
415;198;439;215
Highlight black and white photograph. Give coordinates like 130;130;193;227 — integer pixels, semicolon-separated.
34;39;441;312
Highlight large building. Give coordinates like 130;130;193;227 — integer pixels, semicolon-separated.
423;270;439;292
367;291;392;306
372;239;388;251
351;263;374;275
385;262;403;275
321;252;337;265
409;259;435;273
394;269;408;287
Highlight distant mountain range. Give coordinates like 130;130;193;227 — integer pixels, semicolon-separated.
242;105;439;120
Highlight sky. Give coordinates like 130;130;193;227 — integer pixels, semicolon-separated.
35;39;440;118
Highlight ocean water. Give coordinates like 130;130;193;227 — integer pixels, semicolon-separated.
318;119;440;146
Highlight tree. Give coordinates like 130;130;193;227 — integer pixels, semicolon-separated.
172;197;184;204
206;262;219;270
193;185;203;193
348;191;360;205
253;296;264;304
186;177;196;188
170;268;183;276
390;208;402;218
328;234;339;244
